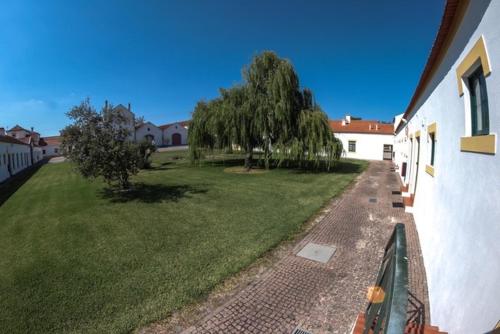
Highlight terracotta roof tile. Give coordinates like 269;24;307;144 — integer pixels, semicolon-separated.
0;135;30;146
42;136;62;146
159;120;191;130
329;120;393;135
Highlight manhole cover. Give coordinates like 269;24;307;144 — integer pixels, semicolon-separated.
369;198;377;203
296;243;336;263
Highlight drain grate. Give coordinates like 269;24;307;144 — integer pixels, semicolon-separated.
296;242;336;263
291;327;313;334
369;197;377;203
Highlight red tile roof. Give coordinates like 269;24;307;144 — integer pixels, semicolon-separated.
159;120;191;130
0;134;30;146
7;124;30;132
41;136;62;146
329;120;393;135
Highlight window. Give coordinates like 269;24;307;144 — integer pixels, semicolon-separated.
43;150;46;154
348;140;356;152
468;66;489;136
54;148;59;153
457;36;496;154
426;123;437;177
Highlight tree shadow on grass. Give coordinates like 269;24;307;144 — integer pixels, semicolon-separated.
100;183;208;203
147;162;175;172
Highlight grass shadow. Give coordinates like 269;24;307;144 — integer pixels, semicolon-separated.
147;161;176;172
100;182;208;203
0;160;47;207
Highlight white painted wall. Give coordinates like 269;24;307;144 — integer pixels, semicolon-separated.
334;132;394;160
0;141;32;183
394;2;500;332
162;123;188;146
42;145;60;157
135;122;163;146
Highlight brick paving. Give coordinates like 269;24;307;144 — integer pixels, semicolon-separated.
183;161;429;334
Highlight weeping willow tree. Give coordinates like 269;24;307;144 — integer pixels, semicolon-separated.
189;51;342;170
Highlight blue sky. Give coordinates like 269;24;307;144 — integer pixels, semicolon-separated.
0;0;444;136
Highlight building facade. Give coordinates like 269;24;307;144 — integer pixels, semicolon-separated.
159;121;189;146
40;136;62;157
393;1;499;333
0;135;35;183
330;116;394;161
112;103;189;146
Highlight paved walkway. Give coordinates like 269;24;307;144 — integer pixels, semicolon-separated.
184;161;429;334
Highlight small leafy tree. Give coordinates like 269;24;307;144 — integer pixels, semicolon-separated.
61;99;140;189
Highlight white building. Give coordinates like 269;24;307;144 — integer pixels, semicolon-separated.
5;125;44;164
159;121;189;146
135;122;163;145
40;136;62;157
393;1;499;333
111;103;189;146
0;131;36;183
330;115;394;160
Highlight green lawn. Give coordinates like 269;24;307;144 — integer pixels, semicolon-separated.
0;151;366;333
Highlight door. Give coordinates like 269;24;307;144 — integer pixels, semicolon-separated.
172;133;182;146
406;138;414;184
383;144;393;160
414;136;421;194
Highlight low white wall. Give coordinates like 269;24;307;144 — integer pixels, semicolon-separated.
393;2;500;332
0;142;33;183
334;133;393;160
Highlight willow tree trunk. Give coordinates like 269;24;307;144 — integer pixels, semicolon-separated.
244;145;253;170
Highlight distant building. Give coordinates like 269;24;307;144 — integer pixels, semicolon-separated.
40;136;62;157
112;103;189;146
159;121;190;146
5;125;44;164
0;127;40;183
330;115;394;160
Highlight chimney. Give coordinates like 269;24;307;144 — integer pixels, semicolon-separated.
31;126;34;133
128;103;131;111
345;115;351;124
341;120;346;126
105;100;109;110
369;124;372;130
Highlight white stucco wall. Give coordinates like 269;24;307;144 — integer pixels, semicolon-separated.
393;2;500;332
135;122;163;146
162;123;188;146
334;133;394;160
42;144;60;157
0;142;32;183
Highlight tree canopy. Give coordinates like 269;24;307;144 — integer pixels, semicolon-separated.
188;51;342;170
61;99;154;189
